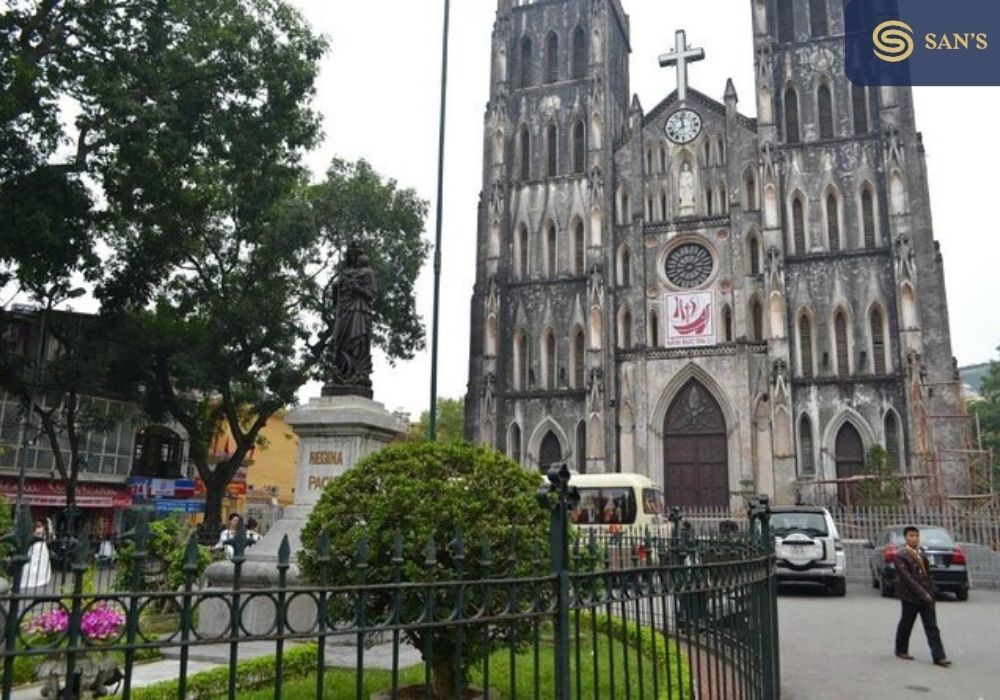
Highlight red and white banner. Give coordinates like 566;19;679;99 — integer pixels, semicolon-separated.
0;478;132;509
665;291;716;348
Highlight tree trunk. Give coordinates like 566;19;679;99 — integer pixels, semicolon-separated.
201;468;225;538
431;656;458;700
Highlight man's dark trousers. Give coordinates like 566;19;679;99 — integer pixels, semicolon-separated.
895;600;946;661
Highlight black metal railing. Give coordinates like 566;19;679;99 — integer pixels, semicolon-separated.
2;468;779;699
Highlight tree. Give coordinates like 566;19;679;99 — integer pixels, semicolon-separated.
968;347;1000;486
121;159;429;531
856;445;906;507
299;442;548;700
408;397;465;443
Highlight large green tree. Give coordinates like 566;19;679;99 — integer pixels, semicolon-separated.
968;347;1000;486
408;397;466;443
124;159;429;531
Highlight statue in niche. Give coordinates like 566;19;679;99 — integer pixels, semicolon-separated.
322;243;376;398
678;162;696;216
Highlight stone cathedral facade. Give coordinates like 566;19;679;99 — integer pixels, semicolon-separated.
465;0;969;507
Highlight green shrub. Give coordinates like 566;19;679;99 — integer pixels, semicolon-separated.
115;515;210;593
299;441;548;700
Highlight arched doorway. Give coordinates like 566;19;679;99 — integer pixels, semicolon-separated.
539;430;562;471
663;380;729;507
835;422;865;505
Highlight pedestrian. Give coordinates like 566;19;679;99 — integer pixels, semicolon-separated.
20;519;52;591
245;517;261;546
894;525;951;667
212;513;243;560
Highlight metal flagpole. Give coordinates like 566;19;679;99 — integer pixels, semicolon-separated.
427;0;451;442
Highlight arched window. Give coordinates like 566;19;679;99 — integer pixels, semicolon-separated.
618;246;631;286
744;167;758;210
649;308;660;347
749;233;762;275
719;183;728;212
575;422;587;473
485;314;498;357
572;26;587;79
778;0;796;43
884;412;901;470
817;83;834;139
572;219;585;276
852;84;869;135
619;305;633;348
706;188;714;216
509;423;522;463
750;298;764;342
870;306;887;374
545;124;557;177
792;195;806;254
659;190;668;222
517;224;529;279
722;305;733;342
543;330;556;389
718;137;726;165
834;311;850;376
514;330;529;390
799;313;814;378
646;149;654;174
519;127;531;181
545;31;559;84
784;87;801;143
799;415;816;475
571;327;585;388
545;221;557;277
826;191;841;252
810;0;828;38
572;121;585;174
862;187;877;248
519;37;534;88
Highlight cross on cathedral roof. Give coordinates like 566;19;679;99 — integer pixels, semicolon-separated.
658;29;705;103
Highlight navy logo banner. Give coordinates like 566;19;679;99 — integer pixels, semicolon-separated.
845;0;998;85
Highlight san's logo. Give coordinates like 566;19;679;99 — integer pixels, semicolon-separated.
873;19;915;62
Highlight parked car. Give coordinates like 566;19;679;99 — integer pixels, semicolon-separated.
771;506;847;596
865;525;969;601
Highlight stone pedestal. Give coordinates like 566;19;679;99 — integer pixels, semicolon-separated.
200;394;402;637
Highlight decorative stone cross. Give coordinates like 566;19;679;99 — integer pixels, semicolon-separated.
658;29;705;103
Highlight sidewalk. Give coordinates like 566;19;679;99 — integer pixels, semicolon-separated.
9;659;220;700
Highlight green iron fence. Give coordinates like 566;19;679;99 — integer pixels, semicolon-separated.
1;467;780;699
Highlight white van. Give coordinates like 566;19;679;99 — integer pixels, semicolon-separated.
567;472;669;533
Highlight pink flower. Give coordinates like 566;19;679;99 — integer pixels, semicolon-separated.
22;604;125;642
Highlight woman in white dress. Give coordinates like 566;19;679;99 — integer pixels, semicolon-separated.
20;519;52;591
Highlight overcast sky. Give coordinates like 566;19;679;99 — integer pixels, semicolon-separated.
290;0;999;419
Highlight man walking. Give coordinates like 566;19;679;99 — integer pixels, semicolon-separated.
894;526;951;667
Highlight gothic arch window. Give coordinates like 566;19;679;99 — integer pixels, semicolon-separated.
852;84;869;135
764;184;778;228
572;26;587;79
870;304;888;374
572;120;586;174
485;314;498;357
509;423;522;463
544;220;557;278
750;297;764;342
722;304;733;342
645;196;654;222
645;148;654;174
703;139;711;166
798;415;816;475
518;126;531;181
884;411;902;471
784;87;801;143
719;183;727;212
809;0;828;38
618;303;633;349
590;206;602;246
544;124;557;178
542;329;556;389
516;223;529;279
817;83;834;139
539;430;563;469
575;421;587;473
649;307;660;347
834;310;851;376
791;192;807;254
617;245;631;286
769;292;786;340
659;190;668;222
743;167;759;210
705;188;714;216
589;306;603;350
616;186;630;226
900;283;918;329
489;219;501;258
889;170;907;215
798;311;815;378
493;129;504;164
659;145;667;174
825;189;842;252
777;0;796;43
545;31;559;84
519;36;534;88
591;112;603;150
571;326;585;388
749;233;762;275
718;137;726;165
513;330;529;390
861;184;877;248
572;218;585;276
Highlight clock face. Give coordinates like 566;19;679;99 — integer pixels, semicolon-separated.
665;109;703;144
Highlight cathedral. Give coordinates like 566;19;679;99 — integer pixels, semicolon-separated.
465;0;969;507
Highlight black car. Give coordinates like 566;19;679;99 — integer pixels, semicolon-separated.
865;525;970;601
